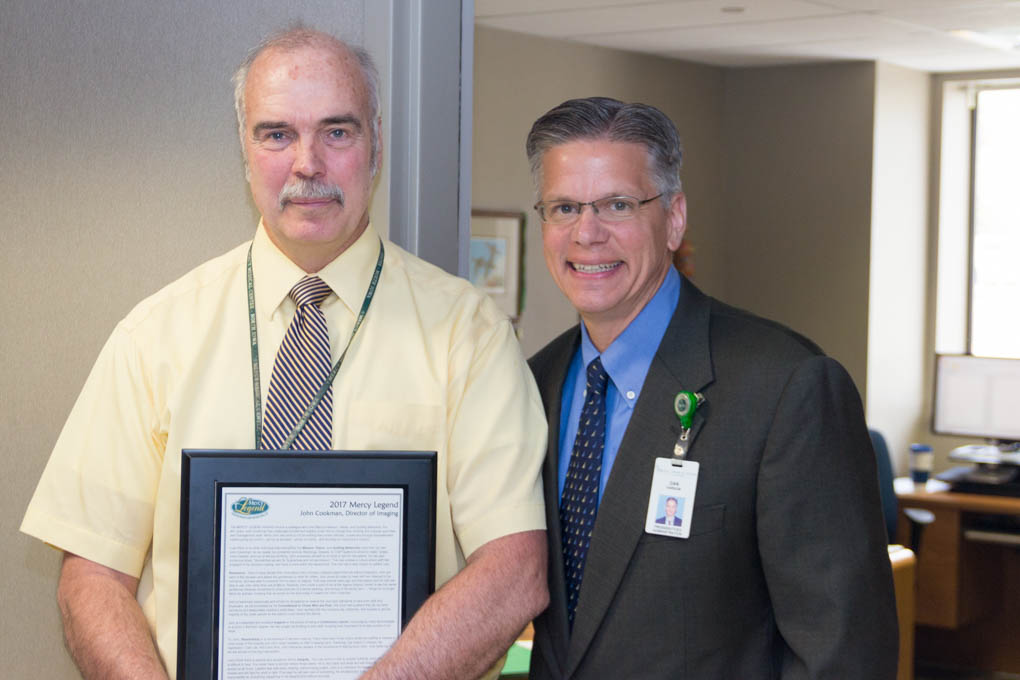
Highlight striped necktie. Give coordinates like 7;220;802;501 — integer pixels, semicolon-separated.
261;276;333;450
560;356;609;629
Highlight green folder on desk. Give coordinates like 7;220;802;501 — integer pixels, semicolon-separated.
500;641;532;677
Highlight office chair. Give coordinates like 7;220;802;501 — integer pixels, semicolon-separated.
870;428;923;680
870;429;899;541
870;428;935;549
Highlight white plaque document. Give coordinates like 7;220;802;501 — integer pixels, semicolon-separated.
218;488;404;679
177;451;437;680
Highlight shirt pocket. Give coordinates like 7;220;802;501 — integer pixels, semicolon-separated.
346;400;445;452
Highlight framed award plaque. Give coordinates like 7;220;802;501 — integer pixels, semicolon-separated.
178;450;437;680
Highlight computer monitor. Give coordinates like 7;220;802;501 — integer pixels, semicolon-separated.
933;354;1020;443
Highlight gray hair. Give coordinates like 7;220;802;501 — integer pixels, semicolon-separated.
525;97;683;200
232;26;381;176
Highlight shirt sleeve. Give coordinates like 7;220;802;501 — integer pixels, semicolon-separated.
443;299;548;559
21;322;165;577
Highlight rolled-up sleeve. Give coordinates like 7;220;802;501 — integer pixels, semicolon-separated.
21;322;164;577
444;306;548;560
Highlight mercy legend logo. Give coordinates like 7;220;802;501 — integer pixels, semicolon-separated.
231;497;269;518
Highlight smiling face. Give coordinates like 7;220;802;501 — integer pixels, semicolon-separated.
243;44;381;272
539;139;686;350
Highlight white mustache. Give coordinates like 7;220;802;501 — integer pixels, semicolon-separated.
278;179;345;209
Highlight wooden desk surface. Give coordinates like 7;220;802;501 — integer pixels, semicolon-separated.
894;477;1020;514
893;477;1020;673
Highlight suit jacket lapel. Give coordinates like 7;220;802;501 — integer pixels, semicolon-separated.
533;329;580;677
565;278;715;674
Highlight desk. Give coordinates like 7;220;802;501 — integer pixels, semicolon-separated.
895;479;1020;672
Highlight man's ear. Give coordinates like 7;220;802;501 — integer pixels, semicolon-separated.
666;192;687;252
372;116;384;178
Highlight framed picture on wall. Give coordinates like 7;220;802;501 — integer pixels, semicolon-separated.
469;210;525;321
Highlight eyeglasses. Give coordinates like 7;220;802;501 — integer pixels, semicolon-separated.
534;194;663;225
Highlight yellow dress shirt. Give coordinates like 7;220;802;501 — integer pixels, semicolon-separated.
21;221;547;677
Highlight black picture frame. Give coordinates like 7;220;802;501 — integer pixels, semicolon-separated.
178;450;437;680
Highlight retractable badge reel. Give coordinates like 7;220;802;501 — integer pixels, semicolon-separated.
644;390;704;539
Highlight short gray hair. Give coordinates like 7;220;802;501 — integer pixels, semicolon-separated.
232;26;381;175
525;97;683;199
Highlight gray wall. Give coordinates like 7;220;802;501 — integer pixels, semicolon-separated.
721;61;935;465
722;62;877;397
0;1;467;676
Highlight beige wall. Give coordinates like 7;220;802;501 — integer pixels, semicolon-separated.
721;62;877;396
473;26;726;356
1;2;366;677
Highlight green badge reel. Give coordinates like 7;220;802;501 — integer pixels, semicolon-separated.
673;391;704;459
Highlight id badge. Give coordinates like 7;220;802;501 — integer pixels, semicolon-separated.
644;457;699;539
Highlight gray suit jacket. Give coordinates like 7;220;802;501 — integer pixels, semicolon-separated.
529;278;898;679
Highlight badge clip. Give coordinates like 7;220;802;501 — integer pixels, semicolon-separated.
672;391;705;461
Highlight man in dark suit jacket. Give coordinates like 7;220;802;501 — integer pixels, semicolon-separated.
524;97;898;679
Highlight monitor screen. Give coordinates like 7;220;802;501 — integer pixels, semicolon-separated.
933;355;1020;442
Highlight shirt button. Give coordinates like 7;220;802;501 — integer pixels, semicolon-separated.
626;390;636;400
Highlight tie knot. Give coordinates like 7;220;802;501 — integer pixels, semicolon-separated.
290;276;332;308
586;356;609;394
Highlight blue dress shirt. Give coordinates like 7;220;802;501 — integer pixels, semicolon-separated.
557;266;681;505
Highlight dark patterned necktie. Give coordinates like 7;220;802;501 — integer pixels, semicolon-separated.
560;356;609;629
261;276;333;450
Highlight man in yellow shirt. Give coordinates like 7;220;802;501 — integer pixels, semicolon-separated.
22;27;548;680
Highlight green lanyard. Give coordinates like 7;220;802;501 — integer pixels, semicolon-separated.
247;238;385;450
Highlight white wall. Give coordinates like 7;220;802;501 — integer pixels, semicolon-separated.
866;62;931;471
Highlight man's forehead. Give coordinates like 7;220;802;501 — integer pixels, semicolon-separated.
542;139;650;172
540;140;653;195
246;45;367;105
253;42;354;74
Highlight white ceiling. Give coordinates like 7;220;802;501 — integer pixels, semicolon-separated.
475;0;1020;72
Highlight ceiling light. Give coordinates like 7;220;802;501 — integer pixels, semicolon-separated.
949;29;1020;51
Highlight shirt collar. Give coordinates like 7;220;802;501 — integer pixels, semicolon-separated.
580;266;681;405
250;219;381;322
